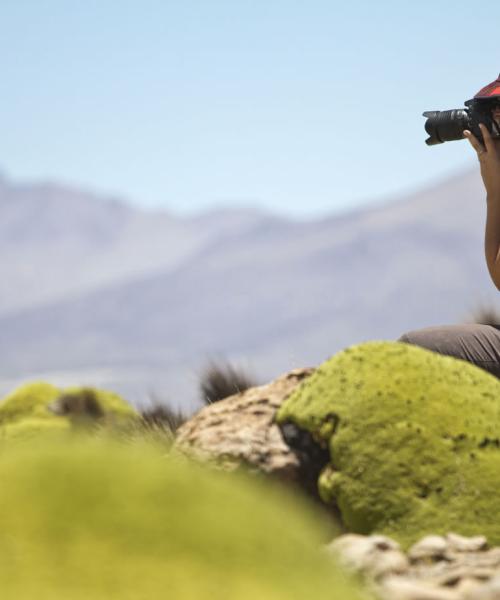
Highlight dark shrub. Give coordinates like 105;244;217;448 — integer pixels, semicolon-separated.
199;360;257;405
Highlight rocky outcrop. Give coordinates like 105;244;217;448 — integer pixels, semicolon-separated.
174;340;500;596
174;367;314;482
328;532;500;600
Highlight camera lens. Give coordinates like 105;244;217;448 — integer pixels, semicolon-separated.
422;109;470;145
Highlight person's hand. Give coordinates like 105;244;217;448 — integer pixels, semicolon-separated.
464;124;500;198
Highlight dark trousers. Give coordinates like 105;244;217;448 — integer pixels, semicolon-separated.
398;324;500;378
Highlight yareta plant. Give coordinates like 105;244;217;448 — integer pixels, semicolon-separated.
0;382;138;440
0;440;366;600
277;341;500;547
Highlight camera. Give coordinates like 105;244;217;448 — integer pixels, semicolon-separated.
423;74;500;146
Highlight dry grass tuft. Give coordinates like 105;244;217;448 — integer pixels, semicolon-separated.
199;360;258;405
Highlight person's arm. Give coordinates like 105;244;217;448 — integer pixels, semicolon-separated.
484;189;500;290
464;124;500;290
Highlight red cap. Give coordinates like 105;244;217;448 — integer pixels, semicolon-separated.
474;74;500;99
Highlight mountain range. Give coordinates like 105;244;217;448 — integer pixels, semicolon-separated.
0;168;496;410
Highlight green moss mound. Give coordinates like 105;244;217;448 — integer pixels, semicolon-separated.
0;440;365;599
0;382;138;440
277;341;500;547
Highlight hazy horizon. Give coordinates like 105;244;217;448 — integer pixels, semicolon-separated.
0;161;478;222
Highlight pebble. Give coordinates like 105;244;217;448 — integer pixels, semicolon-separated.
327;533;409;579
446;533;488;554
380;576;460;600
465;575;500;599
409;536;449;562
328;533;500;600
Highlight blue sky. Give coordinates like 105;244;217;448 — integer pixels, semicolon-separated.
1;0;499;217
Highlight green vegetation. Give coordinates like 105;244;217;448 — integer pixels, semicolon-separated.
277;341;500;547
0;383;138;441
0;439;365;600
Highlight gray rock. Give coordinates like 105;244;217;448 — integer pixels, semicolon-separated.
409;536;449;562
332;533;500;600
380;576;460;600
464;575;500;599
327;534;409;580
173;368;313;481
454;578;484;599
447;533;488;554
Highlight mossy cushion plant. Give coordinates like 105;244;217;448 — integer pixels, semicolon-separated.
277;341;500;547
0;440;365;600
0;382;138;440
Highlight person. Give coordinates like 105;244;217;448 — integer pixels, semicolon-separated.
398;104;500;377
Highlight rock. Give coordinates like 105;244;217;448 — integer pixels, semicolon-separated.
455;578;484;599
380;576;460;600
447;533;488;554
328;533;500;600
276;341;500;546
409;536;449;562
327;533;409;579
466;575;500;599
174;368;314;482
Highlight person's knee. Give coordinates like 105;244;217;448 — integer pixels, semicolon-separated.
397;324;500;365
397;330;417;345
397;328;440;353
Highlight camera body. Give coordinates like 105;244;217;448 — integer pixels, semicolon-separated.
423;74;500;146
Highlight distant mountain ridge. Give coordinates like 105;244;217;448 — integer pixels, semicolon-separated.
0;168;496;407
0;175;278;316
